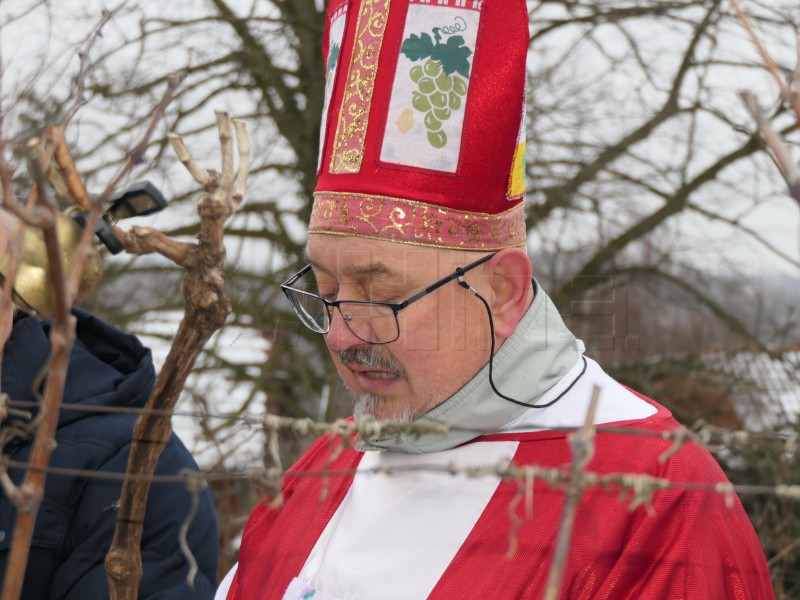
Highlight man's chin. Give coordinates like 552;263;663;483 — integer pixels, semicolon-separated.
352;391;417;424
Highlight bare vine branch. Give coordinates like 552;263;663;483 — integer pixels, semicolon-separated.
730;0;800;121
97;70;186;207
58;10;112;131
542;386;600;600
739;93;800;210
105;112;249;600
1;142;77;600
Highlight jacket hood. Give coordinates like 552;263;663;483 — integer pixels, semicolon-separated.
1;308;155;430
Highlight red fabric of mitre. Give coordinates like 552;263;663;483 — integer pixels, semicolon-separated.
314;0;529;247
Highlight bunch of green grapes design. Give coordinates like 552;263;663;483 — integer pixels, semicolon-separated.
401;28;472;149
326;42;340;89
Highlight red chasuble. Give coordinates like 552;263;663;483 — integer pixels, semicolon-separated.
226;400;773;600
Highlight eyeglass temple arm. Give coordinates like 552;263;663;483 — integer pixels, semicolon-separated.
281;264;312;288
396;252;495;310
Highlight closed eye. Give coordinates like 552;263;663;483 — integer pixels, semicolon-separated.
320;289;338;302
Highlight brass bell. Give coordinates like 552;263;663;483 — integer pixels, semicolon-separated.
0;211;103;318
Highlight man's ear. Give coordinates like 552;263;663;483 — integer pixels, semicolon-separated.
487;248;533;340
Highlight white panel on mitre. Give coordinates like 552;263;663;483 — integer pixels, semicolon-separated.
317;4;350;172
380;0;483;173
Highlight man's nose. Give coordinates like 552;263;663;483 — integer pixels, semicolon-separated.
325;306;363;352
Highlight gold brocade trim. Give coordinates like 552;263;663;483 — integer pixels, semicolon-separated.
304;229;527;251
329;0;391;174
309;191;527;250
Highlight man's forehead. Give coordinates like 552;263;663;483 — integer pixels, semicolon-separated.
304;245;409;279
303;237;446;281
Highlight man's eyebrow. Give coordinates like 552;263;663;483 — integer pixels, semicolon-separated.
344;262;395;280
303;251;397;280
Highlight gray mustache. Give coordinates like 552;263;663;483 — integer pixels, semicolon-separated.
337;347;405;376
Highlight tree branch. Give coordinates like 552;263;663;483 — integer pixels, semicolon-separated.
1;142;77;600
530;0;721;224
542;386;600;600
105;113;249;599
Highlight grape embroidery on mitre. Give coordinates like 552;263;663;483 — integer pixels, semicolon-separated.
401;28;472;149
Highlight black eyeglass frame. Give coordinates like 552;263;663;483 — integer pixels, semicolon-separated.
280;252;496;344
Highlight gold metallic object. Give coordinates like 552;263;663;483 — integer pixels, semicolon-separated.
0;211;103;318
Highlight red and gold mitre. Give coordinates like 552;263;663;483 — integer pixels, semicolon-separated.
310;0;529;251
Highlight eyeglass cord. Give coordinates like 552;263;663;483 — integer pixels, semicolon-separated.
455;267;588;410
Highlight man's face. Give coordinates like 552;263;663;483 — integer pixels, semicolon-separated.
304;234;495;422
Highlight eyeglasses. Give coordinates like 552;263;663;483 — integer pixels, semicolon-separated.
280;252;496;344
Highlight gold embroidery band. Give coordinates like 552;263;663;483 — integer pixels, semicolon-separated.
309;192;527;250
329;0;391;174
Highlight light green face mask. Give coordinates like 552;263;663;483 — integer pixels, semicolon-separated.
357;281;580;454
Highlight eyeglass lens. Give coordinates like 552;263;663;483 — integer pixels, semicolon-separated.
335;302;398;343
288;291;329;333
284;270;400;343
288;294;398;343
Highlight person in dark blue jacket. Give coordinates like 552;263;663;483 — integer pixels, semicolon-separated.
0;210;219;597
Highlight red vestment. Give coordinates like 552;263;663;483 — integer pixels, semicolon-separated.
225;398;773;599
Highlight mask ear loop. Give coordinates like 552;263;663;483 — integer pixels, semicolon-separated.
456;267;587;409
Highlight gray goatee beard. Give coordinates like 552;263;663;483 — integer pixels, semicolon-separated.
352;392;416;424
337;347;416;424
